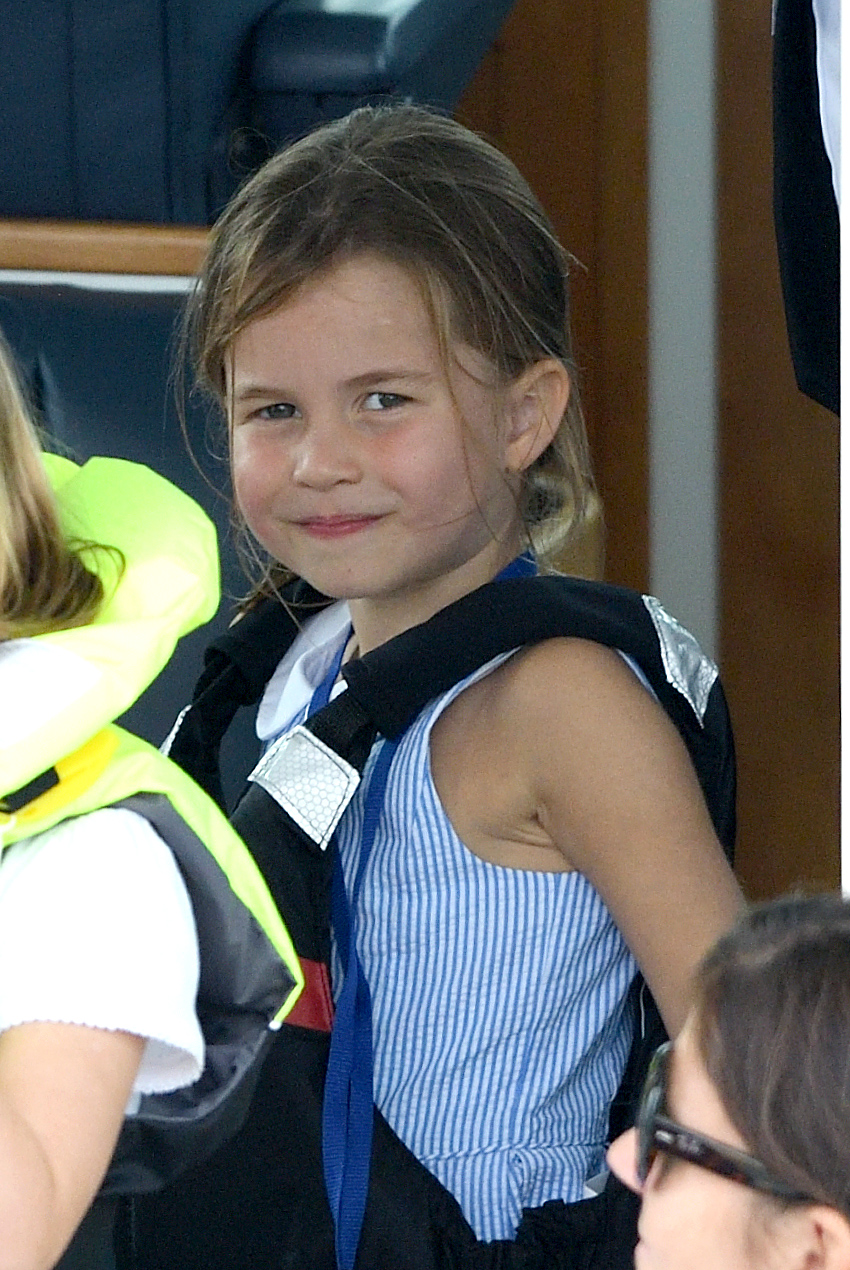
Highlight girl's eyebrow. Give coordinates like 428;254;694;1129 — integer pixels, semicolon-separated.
232;369;435;401
344;368;434;389
231;383;291;402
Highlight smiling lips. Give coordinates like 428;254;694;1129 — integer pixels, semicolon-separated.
297;514;384;539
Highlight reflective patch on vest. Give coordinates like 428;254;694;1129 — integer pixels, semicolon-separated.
641;595;718;723
249;724;360;851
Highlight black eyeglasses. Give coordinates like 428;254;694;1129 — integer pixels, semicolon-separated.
635;1042;812;1201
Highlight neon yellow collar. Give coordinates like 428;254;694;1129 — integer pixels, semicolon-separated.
1;456;219;800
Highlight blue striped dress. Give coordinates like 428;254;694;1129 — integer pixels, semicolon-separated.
260;611;638;1242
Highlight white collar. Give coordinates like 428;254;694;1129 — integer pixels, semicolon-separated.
256;601;351;742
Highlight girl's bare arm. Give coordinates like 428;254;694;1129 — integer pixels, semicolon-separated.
0;1021;143;1270
513;637;745;1036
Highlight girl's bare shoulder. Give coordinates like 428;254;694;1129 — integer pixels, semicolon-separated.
500;638;742;1032
489;635;662;733
434;635;672;786
496;635;709;822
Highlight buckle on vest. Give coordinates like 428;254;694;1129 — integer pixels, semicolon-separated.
2;766;60;814
248;725;361;851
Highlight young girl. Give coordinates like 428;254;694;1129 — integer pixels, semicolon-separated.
0;336;300;1270
607;893;850;1270
178;103;743;1250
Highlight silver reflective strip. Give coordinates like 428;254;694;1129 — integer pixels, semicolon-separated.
641;595;718;723
248;724;361;851
160;704;190;756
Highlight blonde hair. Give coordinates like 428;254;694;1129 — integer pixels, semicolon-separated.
183;103;597;601
0;334;106;639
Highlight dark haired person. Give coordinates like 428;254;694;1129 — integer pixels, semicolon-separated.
609;892;850;1270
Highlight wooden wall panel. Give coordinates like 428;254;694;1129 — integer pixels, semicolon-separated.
462;0;840;898
456;0;649;591
717;5;840;897
0;220;207;274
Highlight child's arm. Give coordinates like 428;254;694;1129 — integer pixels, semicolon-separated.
513;637;745;1036
0;1020;143;1270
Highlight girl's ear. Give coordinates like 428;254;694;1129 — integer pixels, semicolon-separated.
503;359;571;474
781;1205;850;1270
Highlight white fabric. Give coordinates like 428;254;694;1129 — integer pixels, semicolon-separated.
812;0;841;207
257;601;351;741
0;807;204;1095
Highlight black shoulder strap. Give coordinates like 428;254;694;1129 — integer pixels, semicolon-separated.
169;573;735;859
343;575;735;858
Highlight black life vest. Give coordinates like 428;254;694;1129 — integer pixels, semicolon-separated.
120;572;735;1270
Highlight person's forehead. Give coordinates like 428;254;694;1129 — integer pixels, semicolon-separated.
226;255;497;391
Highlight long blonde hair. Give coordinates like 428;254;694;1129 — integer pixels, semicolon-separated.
0;334;105;639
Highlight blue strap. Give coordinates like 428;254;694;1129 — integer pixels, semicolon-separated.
309;631;350;714
306;632;395;1269
312;556;536;1268
323;737;399;1269
499;550;537;580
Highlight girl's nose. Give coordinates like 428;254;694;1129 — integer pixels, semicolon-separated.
606;1128;644;1195
291;420;362;488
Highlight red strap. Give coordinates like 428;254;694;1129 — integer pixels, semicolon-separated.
284;957;334;1032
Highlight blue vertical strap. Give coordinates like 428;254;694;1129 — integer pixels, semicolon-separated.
303;630;391;1269
310;632;351;715
322;737;400;1270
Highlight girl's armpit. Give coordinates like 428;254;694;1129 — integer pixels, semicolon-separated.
510;638;744;1034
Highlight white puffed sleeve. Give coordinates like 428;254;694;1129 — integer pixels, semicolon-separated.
0;807;204;1094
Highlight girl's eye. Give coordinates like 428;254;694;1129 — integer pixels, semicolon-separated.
362;392;408;411
255;402;297;422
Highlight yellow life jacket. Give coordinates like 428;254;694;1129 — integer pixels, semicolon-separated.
0;455;302;1192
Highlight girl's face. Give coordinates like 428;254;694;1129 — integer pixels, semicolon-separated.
607;1021;777;1270
227;254;539;646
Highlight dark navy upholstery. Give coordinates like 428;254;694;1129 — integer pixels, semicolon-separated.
0;279;257;800
0;0;515;225
249;0;516;151
0;0;514;780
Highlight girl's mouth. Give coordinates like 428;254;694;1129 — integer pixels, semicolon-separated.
298;515;382;539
